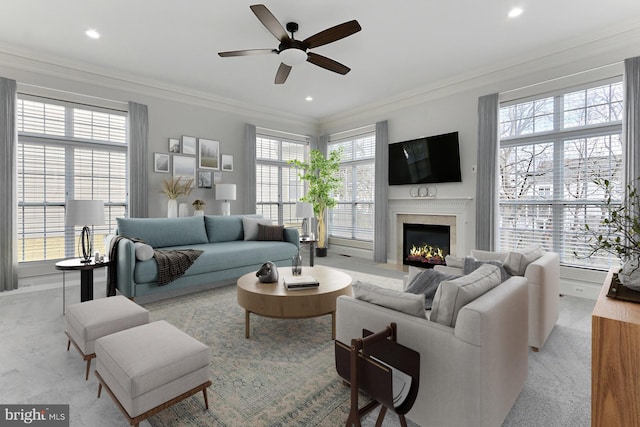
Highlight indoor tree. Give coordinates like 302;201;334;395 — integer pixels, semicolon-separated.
289;148;343;256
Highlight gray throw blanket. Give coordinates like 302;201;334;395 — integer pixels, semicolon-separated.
405;269;461;309
107;236;203;296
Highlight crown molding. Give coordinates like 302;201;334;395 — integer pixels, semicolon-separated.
0;43;319;129
320;20;640;130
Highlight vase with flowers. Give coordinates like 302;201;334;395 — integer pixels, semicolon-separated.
161;177;194;218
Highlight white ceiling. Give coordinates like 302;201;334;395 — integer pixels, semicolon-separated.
2;1;640;121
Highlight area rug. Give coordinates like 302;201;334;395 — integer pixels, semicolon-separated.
144;270;404;427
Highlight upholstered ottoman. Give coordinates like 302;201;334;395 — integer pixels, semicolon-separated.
94;320;211;426
66;295;149;380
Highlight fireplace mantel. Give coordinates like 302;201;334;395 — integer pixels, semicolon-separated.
388;197;472;265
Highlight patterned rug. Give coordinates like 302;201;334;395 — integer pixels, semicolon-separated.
143;269;404;427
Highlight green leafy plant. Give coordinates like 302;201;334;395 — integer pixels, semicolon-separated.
288;148;343;249
580;177;640;262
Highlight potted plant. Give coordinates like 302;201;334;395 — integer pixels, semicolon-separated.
581;177;640;290
192;199;206;216
289;148;343;257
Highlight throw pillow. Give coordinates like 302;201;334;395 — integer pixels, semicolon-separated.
462;256;512;282
353;281;426;318
242;217;273;241
134;242;154;261
470;249;509;263
503;245;544;276
257;224;284;241
430;263;501;327
405;269;461;310
444;255;464;268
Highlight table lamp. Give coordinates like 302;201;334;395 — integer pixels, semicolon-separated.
296;202;314;238
215;184;236;216
65;199;105;263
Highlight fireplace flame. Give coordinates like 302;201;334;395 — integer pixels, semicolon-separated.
407;244;445;265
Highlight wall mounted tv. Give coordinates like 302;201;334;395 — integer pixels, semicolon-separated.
388;131;462;185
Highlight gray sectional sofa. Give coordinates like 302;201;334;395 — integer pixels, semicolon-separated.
112;215;299;298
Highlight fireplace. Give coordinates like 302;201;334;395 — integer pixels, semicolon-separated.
403;223;450;268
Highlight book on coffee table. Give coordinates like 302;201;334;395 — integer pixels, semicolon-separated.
284;275;319;290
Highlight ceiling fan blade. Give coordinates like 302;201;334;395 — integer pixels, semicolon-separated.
250;4;289;42
303;20;361;49
218;49;276;57
275;63;292;84
306;52;350;75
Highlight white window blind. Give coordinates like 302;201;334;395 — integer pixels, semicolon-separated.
328;126;376;242
255;129;307;227
498;79;623;269
17;95;127;263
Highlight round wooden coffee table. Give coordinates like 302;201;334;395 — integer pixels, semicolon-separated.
237;265;352;339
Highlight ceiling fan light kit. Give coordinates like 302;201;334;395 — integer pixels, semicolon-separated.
218;4;361;84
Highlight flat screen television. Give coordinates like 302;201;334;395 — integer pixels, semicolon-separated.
388;131;462;185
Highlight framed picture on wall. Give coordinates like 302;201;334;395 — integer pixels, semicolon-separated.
213;172;222;184
198;138;219;170
169;138;180;153
221;154;233;171
182;136;196;155
173;155;196;180
198;171;212;188
154;153;170;173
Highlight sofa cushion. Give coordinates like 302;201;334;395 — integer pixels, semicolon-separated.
444;255;464;268
405;268;461;310
116;217;208;248
353;281;426;318
430;264;502;327
503;245;544;276
257;224;284;241
463;256;511;282
204;215;245;243
243;217;272;240
132;240;298;283
470;249;509;263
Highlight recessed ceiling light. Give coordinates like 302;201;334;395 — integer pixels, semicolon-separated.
508;7;523;18
85;29;100;39
305;96;313;102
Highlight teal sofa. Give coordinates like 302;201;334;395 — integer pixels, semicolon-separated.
113;215;299;298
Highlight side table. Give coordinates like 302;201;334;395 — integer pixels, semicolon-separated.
299;238;317;266
55;257;109;313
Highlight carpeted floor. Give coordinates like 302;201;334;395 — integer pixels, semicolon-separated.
0;261;594;426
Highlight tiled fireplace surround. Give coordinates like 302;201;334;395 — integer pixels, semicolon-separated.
389;197;472;265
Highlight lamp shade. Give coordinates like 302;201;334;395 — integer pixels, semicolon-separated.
296;202;314;218
215;184;236;201
65;200;105;226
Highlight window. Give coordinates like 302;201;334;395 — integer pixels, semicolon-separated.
328;126;376;242
17;95;127;263
499;79;623;269
255;128;307;227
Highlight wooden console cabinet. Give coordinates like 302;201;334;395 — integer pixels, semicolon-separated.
592;268;640;427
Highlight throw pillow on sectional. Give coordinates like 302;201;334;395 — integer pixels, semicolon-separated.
503;245;544;276
463;256;512;282
405;269;461;310
353;281;426;318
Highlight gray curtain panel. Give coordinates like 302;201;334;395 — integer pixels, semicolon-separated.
128;102;149;218
624;57;640;187
374;120;389;263
475;93;499;251
0;77;18;292
245;124;257;213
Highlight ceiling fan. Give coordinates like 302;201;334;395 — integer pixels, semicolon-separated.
218;4;361;84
